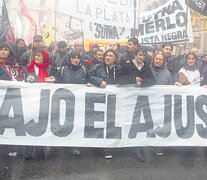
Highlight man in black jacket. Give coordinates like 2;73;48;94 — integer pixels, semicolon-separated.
119;38;138;67
162;43;180;83
86;49;104;70
51;41;67;67
117;46;156;87
117;46;156;162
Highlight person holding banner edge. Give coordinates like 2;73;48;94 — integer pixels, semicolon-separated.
0;42;25;157
24;48;55;159
88;49;121;159
116;46;156;162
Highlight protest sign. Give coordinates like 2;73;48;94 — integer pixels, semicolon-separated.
191;9;207;32
56;0;193;47
0;81;207;147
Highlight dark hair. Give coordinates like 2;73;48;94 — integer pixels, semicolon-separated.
95;49;103;55
70;50;81;59
162;43;173;50
0;42;15;64
103;49;118;65
57;41;67;48
115;42;121;53
34;48;44;56
134;46;146;55
16;38;25;46
128;38;139;46
47;44;55;53
186;52;196;60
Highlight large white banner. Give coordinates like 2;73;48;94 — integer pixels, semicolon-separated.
1;81;207;147
57;0;138;29
137;0;194;44
56;0;193;45
84;0;194;43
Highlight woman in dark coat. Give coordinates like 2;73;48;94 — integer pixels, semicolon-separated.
55;50;89;84
0;42;25;158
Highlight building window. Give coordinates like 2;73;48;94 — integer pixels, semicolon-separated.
4;0;10;4
40;0;45;6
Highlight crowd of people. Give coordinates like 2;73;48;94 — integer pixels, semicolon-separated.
0;35;207;161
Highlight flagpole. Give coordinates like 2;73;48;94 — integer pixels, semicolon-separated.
2;0;15;43
54;0;57;43
133;0;136;37
136;0;141;40
184;0;190;57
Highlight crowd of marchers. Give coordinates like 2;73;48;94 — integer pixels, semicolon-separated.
0;35;207;161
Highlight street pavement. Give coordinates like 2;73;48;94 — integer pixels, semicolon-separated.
0;145;207;180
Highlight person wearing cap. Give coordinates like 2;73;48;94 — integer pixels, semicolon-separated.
64;40;90;67
51;41;68;68
19;35;52;76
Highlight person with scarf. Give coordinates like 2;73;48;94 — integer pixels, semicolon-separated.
150;51;173;85
25;48;55;159
179;53;203;86
20;35;53;77
0;42;25;158
27;48;55;83
0;42;25;81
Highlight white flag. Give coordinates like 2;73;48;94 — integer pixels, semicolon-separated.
15;14;23;39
